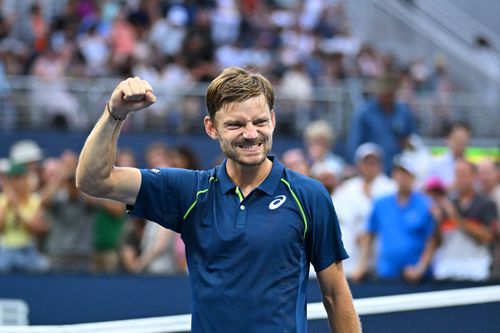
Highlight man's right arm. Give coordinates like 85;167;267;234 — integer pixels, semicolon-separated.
76;77;156;205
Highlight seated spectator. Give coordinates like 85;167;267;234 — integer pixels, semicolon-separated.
352;155;436;283
303;120;345;180
29;45;86;129
281;148;310;176
333;143;396;278
0;162;48;272
433;160;498;281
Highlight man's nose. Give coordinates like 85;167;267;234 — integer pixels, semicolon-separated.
242;123;258;139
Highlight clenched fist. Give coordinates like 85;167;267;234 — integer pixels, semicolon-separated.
108;77;156;120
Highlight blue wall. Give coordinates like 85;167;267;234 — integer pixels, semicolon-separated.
1;130;304;169
0;273;497;329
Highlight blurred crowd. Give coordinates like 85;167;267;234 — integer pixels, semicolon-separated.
0;116;499;283
0;0;460;134
0;139;201;275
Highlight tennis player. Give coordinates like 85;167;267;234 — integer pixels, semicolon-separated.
76;67;361;332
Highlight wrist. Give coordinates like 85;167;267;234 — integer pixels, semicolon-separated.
106;101;126;121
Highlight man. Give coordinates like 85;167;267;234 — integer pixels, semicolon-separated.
351;155;436;283
76;68;360;332
347;72;416;175
433;160;497;281
333;143;396;278
477;159;500;279
426;121;471;189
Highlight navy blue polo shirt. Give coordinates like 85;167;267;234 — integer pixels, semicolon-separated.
128;157;347;333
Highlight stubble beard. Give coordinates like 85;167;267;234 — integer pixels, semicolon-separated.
220;137;273;167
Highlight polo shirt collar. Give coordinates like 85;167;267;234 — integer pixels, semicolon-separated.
216;156;285;196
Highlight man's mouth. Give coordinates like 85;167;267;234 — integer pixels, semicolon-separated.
237;142;263;151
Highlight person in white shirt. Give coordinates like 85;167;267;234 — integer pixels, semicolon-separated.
426;121;471;189
333;143;396;277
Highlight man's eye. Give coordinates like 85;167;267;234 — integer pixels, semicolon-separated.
254;120;268;126
226;123;242;129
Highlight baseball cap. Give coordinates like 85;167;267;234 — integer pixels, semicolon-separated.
6;162;27;176
425;177;446;194
311;159;343;179
354;143;383;163
392;154;417;177
9;140;43;164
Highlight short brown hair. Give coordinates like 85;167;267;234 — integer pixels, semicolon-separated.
205;67;274;119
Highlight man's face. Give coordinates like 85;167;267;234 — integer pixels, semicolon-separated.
455;160;475;192
392;167;414;193
358;155;381;180
448;127;470;157
204;95;275;167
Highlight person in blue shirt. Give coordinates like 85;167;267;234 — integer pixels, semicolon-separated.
347;72;417;175
76;67;360;333
351;154;437;283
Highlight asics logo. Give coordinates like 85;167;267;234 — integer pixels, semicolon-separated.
269;195;287;210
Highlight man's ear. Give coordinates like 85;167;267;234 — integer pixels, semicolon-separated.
271;110;276;129
204;116;218;140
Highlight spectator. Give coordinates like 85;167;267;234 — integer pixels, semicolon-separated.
9;139;44;192
138;141;186;275
352;155;436;283
400;134;433;189
42;152;96;273
333;143;396;278
0;162;49;272
433;160;497;281
77;23;110;77
172;145;201;170
477;159;500;280
426;121;471;189
29;45;85;129
477;158;500;210
120;216;146;273
303;119;345;181
93;149;139;273
279;62;314;130
348;72;417;175
281;148;310;176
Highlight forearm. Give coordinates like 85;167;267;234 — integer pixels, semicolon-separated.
461;220;493;244
417;237;438;271
76;109;123;197
324;291;361;333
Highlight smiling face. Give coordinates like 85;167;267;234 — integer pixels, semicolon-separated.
204;94;275;168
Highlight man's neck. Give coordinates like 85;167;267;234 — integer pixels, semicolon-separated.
226;158;273;197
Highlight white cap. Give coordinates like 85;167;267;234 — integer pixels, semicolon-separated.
354;142;383;163
9;140;43;164
392;154;417;177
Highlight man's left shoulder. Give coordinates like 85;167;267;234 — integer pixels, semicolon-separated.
282;168;330;199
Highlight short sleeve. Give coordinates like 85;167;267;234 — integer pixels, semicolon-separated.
127;168;200;232
306;181;349;272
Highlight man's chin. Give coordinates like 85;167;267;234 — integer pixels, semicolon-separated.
232;154;268;167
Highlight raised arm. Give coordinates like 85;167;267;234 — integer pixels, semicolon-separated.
76;77;156;204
